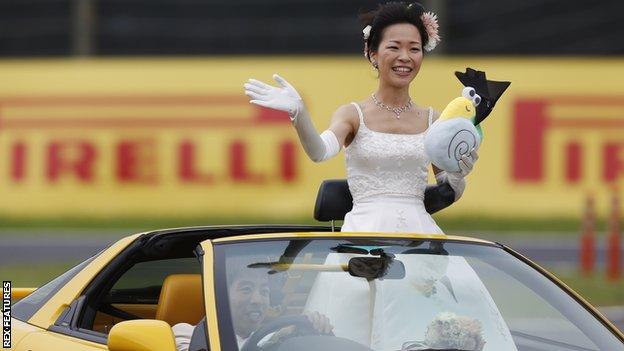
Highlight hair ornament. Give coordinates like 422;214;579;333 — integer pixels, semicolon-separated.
362;25;372;40
362;25;372;58
421;11;441;51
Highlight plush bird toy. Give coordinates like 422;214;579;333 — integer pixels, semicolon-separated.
425;68;511;172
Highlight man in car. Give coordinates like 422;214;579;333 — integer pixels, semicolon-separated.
172;257;333;351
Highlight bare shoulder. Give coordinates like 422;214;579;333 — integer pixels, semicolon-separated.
331;103;360;126
333;103;359;120
329;103;360;146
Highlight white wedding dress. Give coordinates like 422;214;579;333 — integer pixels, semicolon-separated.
304;103;448;349
341;102;443;234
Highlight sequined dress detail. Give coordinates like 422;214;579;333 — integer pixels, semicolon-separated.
341;102;443;233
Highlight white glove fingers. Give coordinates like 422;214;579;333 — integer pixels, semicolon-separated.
247;79;274;90
272;74;292;89
458;159;469;176
249;99;272;108
273;74;299;96
458;160;467;175
245;91;266;101
470;148;479;162
461;154;474;169
435;171;448;185
243;83;267;95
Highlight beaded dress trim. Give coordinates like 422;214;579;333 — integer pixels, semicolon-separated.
345;102;432;203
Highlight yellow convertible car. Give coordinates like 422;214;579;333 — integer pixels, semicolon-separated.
10;225;624;351
8;184;624;351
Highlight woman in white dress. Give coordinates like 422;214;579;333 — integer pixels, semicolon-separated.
244;2;477;234
245;2;488;350
244;4;482;348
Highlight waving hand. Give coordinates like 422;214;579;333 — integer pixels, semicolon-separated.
244;74;303;119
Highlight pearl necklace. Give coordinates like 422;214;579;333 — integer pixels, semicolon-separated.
371;94;413;119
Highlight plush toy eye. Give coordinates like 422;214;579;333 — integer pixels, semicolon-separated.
462;87;476;99
473;94;481;106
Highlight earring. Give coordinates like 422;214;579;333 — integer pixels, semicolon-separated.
372;61;379;70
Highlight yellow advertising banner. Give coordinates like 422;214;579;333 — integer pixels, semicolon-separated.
0;57;622;219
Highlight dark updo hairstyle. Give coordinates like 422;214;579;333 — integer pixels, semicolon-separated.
359;2;429;62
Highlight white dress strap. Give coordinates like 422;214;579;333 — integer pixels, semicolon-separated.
427;107;434;126
351;102;364;124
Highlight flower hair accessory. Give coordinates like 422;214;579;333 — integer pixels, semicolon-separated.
362;25;372;58
362;25;372;40
421;11;441;51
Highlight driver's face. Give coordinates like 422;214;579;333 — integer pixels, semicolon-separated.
229;273;270;338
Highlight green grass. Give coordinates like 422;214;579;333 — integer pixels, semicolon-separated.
553;269;624;307
1;261;79;288
0;215;598;235
436;216;588;234
0;216;319;232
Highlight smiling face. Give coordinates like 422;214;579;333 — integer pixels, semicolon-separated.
229;271;270;338
370;23;424;88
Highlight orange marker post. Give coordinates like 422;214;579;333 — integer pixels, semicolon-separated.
579;195;596;276
607;189;621;281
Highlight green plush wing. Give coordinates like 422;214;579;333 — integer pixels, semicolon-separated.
473;117;484;141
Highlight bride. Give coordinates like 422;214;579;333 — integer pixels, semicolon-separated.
244;2;477;234
244;2;482;348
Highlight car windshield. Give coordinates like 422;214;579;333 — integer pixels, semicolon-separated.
212;238;623;351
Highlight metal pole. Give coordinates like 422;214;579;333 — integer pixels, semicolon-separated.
607;189;621;281
579;194;596;276
72;0;96;56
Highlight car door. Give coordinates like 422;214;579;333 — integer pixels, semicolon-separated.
199;240;221;351
13;330;107;351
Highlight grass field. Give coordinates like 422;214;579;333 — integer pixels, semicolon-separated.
0;215;600;235
553;270;624;307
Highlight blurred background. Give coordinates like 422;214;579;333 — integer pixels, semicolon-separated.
1;0;623;327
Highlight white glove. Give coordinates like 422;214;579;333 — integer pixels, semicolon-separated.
456;148;479;177
436;149;479;200
244;74;303;121
244;74;340;162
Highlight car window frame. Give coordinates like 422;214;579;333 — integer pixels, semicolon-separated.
189;244;210;351
45;235;150;344
12;247;106;322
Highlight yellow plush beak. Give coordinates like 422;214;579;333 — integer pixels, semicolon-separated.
439;97;475;121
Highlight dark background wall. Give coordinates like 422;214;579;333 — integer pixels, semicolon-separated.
1;0;623;57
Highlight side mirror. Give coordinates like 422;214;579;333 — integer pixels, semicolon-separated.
11;287;37;302
108;320;177;351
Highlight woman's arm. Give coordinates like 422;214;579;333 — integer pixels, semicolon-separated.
244;74;346;163
327;104;359;149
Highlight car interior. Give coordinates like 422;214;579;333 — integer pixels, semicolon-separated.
47;226;330;345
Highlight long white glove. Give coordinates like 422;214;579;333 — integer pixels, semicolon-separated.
244;74;340;162
435;149;479;201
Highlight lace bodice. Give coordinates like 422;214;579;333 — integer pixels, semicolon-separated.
345;102;432;203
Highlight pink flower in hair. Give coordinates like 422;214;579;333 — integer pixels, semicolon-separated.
421;11;441;52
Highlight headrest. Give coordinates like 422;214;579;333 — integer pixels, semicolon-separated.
313;179;454;222
155;274;203;326
313;179;353;221
424;183;455;214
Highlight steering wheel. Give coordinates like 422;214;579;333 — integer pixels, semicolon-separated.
240;315;322;351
